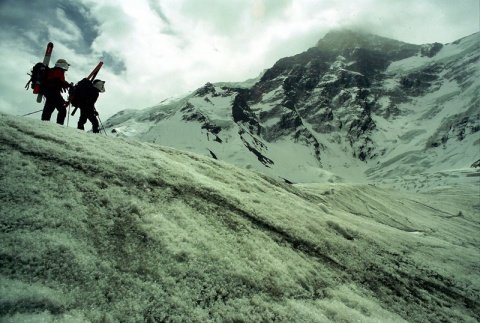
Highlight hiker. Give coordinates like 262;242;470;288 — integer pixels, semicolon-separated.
41;59;72;124
76;79;105;133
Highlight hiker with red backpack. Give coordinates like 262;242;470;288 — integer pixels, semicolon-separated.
41;59;73;125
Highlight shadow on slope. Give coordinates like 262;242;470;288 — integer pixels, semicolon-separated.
0;112;478;322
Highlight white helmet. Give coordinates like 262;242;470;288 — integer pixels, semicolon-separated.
93;79;105;93
55;59;70;71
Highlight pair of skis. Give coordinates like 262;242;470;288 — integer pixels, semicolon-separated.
35;42;54;103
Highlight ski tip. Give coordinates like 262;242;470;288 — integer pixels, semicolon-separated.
48;42;54;47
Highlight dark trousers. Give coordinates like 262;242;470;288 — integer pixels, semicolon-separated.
41;92;66;125
77;107;100;133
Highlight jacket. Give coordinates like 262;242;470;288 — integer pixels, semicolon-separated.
44;67;70;94
79;85;100;109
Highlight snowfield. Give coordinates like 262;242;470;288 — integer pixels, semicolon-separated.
1;112;479;322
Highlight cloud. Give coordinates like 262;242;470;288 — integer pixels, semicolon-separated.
48;9;83;44
326;0;480;44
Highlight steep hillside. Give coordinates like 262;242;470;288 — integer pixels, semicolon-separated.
104;30;480;186
1;112;479;322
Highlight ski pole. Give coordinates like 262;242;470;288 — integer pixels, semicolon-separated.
21;109;43;117
96;113;107;136
67;104;71;127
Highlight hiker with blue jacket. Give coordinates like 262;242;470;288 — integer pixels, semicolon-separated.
76;79;105;134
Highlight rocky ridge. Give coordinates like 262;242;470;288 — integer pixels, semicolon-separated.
104;30;480;186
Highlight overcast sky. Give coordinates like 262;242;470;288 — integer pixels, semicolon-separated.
0;0;478;122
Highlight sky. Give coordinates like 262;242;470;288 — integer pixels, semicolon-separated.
1;111;479;321
0;0;478;122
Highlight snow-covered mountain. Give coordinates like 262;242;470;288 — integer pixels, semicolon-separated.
104;30;480;188
1;113;479;322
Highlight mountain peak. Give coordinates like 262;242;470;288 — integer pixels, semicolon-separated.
316;29;419;58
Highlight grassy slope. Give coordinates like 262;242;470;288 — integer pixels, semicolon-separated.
1;112;479;322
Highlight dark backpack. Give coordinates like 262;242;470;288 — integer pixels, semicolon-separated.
70;78;95;108
26;62;50;94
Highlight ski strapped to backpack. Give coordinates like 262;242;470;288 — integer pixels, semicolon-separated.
68;61;103;116
25;42;54;103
